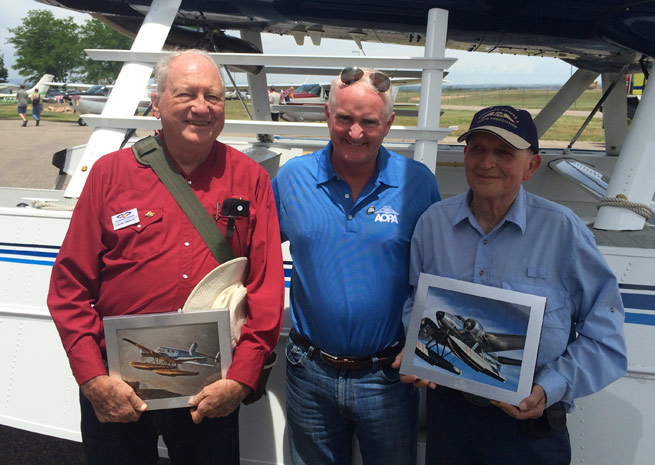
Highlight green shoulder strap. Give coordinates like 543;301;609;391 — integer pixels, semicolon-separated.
132;135;235;264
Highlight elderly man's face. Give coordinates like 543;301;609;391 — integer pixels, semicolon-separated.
464;132;541;204
325;82;394;171
152;54;225;153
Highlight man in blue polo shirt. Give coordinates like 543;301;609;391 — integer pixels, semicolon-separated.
272;66;440;465
401;106;626;465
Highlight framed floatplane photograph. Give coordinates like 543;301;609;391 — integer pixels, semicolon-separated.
104;309;232;410
400;274;546;406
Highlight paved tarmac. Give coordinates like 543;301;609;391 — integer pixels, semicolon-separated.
0;119;94;189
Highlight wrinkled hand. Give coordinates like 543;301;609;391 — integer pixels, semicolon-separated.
188;379;251;424
80;375;147;423
391;348;437;390
491;384;547;420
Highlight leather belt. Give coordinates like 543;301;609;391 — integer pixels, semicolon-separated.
290;328;403;370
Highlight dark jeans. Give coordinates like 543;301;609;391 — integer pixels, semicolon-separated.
80;390;239;465
425;387;571;465
285;334;419;465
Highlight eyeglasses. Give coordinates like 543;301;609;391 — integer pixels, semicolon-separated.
339;66;391;93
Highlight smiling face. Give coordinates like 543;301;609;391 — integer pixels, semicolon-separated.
464;131;541;208
325;81;394;176
151;53;225;159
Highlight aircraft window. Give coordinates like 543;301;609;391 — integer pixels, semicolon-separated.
295;84;321;95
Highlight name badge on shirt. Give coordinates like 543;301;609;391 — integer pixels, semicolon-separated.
111;208;140;230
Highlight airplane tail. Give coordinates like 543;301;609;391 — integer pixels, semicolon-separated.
189;341;198;356
27;74;55;95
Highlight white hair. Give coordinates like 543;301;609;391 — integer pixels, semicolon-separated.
327;68;393;121
154;49;223;95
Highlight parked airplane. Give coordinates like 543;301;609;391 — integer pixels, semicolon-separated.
417;311;525;383
66;84;152;125
0;74;55;102
2;1;654;464
280;81;420;122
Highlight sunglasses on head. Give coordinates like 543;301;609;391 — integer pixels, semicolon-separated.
339;66;391;93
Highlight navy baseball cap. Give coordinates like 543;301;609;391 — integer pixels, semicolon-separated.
457;106;539;153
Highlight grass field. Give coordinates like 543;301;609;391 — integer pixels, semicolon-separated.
0;87;606;143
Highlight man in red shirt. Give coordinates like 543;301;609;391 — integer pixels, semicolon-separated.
48;49;284;465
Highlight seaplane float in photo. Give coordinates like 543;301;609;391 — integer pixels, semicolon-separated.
416;311;526;383
1;1;654;464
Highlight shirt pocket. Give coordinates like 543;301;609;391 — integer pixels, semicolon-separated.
117;207;166;260
502;280;570;365
216;214;251;258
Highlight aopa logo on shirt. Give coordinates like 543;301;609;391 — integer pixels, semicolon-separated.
374;205;399;224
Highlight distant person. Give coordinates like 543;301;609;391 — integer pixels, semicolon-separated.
401;105;627;465
47;49;284;465
16;84;29;127
273;66;440;464
31;88;42;126
268;87;281;121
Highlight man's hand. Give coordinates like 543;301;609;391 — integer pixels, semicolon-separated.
80;375;147;423
391;348;437;389
188;379;251;424
491;384;547;420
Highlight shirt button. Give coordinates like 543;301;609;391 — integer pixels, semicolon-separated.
482;239;488;244
137;224;141;228
184;242;190;247
182;274;188;279
345;193;350;199
347;214;353;220
187;180;192;185
479;270;484;276
177;308;182;312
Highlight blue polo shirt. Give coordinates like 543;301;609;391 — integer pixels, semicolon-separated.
273;142;440;356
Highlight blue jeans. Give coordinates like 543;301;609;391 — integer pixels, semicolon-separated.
285;334;419;465
80;390;239;465
425;387;571;465
32;104;42;121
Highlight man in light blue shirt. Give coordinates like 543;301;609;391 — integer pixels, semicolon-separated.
402;106;627;465
273;67;440;464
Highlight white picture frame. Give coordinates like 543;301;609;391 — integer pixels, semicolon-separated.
401;274;546;405
104;309;232;410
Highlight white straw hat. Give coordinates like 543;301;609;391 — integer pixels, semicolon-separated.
183;257;248;350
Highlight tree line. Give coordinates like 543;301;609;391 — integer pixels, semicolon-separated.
5;9;133;85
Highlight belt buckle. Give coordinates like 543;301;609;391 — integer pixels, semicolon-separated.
320;351;342;361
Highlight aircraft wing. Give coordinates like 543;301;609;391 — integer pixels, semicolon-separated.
121;337;175;362
484;333;526;352
37;0;655;73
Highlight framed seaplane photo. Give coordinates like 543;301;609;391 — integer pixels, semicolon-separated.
104;309;232;410
401;274;546;406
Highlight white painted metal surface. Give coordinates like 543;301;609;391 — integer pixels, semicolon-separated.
414;8;448;173
595;62;655;230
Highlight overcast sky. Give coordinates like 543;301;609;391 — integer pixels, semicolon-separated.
1;0;576;86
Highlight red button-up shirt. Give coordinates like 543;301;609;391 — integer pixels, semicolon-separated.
47;136;284;390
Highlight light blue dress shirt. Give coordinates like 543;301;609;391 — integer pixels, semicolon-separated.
273;142;440;356
404;186;627;410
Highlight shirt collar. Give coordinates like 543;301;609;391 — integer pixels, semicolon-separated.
315;142;398;188
454;186;528;234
